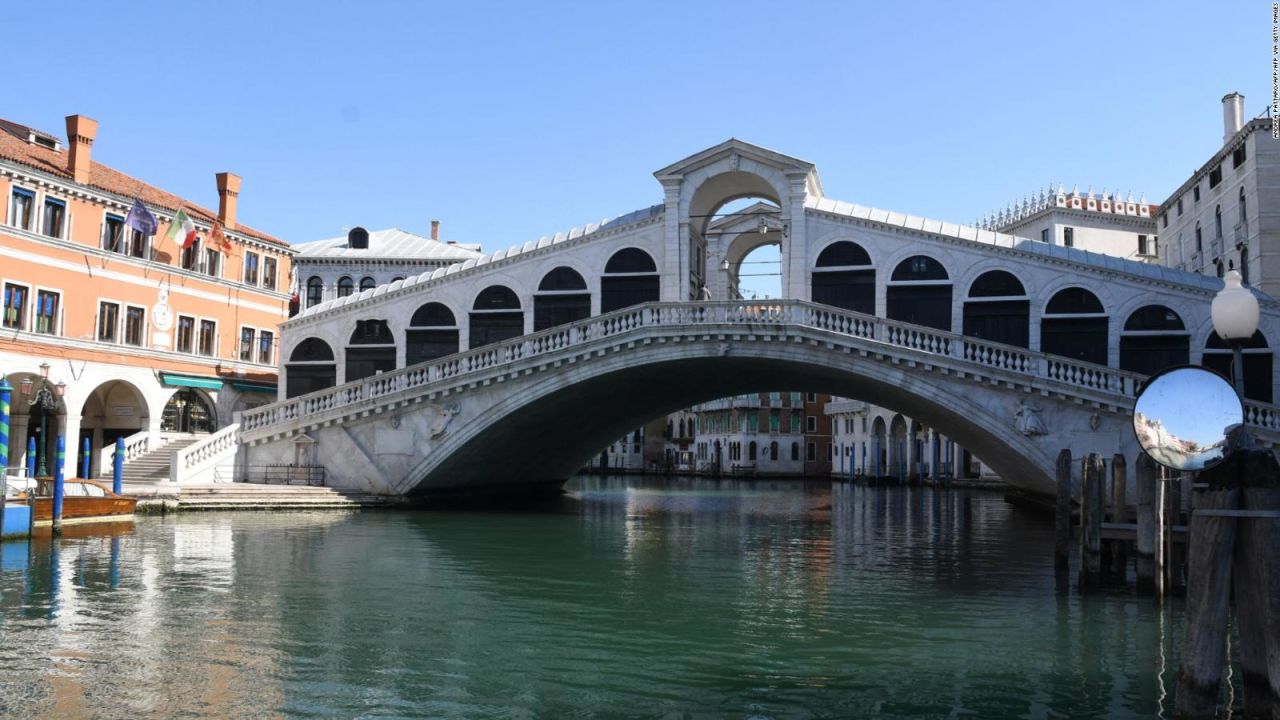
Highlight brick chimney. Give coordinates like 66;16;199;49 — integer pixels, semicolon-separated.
1223;92;1245;144
430;219;440;241
216;172;241;230
65;115;98;184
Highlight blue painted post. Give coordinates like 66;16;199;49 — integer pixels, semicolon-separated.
52;435;65;535
80;437;90;480
0;378;10;533
26;436;35;481
113;436;124;495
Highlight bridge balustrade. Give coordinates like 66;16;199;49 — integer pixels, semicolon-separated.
242;299;1244;441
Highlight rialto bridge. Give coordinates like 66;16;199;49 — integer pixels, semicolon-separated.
218;140;1280;497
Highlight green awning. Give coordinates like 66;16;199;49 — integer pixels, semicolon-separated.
231;381;277;395
160;373;224;390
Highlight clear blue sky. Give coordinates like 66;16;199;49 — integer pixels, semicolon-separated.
9;0;1270;258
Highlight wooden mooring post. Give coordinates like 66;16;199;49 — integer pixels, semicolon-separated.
1109;453;1127;577
1078;454;1104;590
1233;450;1280;716
1134;453;1158;594
1055;449;1071;582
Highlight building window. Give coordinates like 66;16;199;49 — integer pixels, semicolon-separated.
204;247;221;277
130;228;147;259
360;276;376;291
103;214;126;252
1063;227;1074;248
9;188;34;230
3;283;28;330
243;251;260;285
181;238;200;271
337;276;354;298
806;415;817;432
1161;213;1168;228
98;301;119;342
1193;184;1200;203
807;442;816;462
1233;144;1247;168
176;315;195;353
1177;198;1183;216
1195;222;1203;252
791;412;802;433
1209;164;1223;189
198;319;217;356
258;330;274;365
807;392;817;402
124;306;146;346
41;197;66;238
769;410;779;432
768;391;780;406
306;276;324;307
1138;235;1150;256
240;327;255;361
1215;205;1223;240
262;256;277;290
1040;228;1049;243
34;290;59;334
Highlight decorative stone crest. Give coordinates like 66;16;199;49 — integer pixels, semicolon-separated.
428;401;461;439
1014;400;1048;436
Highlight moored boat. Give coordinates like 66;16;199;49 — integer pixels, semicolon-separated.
19;479;137;527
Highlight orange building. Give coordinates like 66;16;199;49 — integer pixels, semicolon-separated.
0;114;294;480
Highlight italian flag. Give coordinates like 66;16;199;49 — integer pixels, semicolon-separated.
165;208;197;249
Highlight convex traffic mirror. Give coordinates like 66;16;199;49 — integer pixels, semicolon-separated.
1132;365;1243;472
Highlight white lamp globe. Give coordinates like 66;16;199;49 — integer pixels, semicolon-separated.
1211;270;1260;342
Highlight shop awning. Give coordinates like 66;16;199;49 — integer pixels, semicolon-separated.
159;373;224;391
231;381;277;395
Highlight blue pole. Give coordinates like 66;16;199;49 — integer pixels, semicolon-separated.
0;379;9;536
26;436;35;481
81;436;90;480
113;436;124;496
52;435;64;534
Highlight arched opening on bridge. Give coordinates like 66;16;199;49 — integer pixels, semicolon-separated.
1040;288;1108;366
160;387;215;434
811;241;874;314
346;320;397;382
78;379;149;477
963;270;1029;348
406;302;459;366
601;248;659;312
1119;305;1189;376
285;338;337;398
534;267;591;331
706;200;782;300
1203;330;1273;402
305;276;324;308
887;256;951;331
470;286;524;349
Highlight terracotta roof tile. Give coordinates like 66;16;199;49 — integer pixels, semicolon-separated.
0;119;289;249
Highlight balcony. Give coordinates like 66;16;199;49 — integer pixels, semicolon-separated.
1235;223;1248;249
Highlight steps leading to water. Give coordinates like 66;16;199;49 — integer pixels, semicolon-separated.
165;483;399;511
102;435;205;484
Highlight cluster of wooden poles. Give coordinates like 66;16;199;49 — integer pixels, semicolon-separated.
1054;448;1280;719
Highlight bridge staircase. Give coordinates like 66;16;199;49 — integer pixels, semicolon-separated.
97;433;204;485
173;484;398;511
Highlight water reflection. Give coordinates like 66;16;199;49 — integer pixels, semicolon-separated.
0;482;1204;718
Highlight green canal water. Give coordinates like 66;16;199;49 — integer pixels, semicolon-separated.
0;479;1224;719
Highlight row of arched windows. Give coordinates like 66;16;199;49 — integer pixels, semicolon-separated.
284;249;662;397
305;275;407;308
812;240;1272;401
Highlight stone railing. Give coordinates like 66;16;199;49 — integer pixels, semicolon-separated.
96;429;155;478
240;299;1280;441
171;423;240;484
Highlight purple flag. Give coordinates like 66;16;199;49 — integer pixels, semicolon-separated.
124;198;157;236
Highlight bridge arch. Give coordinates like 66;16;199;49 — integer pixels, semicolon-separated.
886;254;952;331
400;337;1066;497
469;284;524;349
1202;328;1273;402
345;319;396;382
284;337;336;399
1118;305;1189;376
406;302;459;366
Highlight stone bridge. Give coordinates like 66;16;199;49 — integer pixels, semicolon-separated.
227;139;1280;496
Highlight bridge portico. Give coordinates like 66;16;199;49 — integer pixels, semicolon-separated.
228;139;1280;496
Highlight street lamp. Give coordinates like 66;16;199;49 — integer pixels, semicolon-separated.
1210;270;1260;399
21;361;65;477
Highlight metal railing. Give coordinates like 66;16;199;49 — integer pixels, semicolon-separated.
240;465;326;486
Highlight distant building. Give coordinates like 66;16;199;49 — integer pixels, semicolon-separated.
1157;93;1273;294
826;399;987;481
690;392;808;476
293;224;481;310
0;113;294;479
980;186;1158;261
